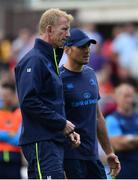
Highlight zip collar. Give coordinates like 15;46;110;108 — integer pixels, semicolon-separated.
34;38;63;74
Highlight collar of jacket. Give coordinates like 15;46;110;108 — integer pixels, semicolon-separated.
34;38;63;65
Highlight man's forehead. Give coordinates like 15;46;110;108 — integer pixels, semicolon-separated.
58;17;70;25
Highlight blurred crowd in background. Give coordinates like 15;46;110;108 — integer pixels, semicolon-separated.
1;22;138;115
0;12;138;178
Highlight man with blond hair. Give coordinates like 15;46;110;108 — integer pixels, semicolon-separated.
15;8;80;179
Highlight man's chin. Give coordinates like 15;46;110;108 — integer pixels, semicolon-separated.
58;43;64;48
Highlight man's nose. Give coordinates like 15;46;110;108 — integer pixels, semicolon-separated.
66;29;70;37
84;47;90;53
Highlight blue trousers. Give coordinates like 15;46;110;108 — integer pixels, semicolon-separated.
22;140;64;179
64;159;107;179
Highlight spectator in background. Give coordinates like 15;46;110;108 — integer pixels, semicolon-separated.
106;83;138;179
12;28;35;62
112;23;138;69
0;82;22;179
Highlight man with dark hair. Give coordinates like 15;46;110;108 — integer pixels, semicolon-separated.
60;28;121;179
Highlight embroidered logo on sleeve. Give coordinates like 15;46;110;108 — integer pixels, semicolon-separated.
27;68;31;72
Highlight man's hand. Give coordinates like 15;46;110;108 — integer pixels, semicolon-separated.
107;153;121;177
68;132;81;148
63;120;75;135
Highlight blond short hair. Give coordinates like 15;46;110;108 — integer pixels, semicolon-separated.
38;8;73;35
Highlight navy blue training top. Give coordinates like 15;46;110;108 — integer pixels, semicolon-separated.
60;65;100;160
15;39;66;145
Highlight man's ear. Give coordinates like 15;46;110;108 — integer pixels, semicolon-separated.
64;47;71;55
45;25;52;34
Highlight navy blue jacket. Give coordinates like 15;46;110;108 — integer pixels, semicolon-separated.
15;39;66;145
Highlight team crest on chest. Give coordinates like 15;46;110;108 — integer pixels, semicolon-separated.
66;83;74;90
83;91;91;99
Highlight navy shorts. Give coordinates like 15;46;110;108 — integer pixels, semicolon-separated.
22;140;64;179
64;159;107;179
117;159;138;179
